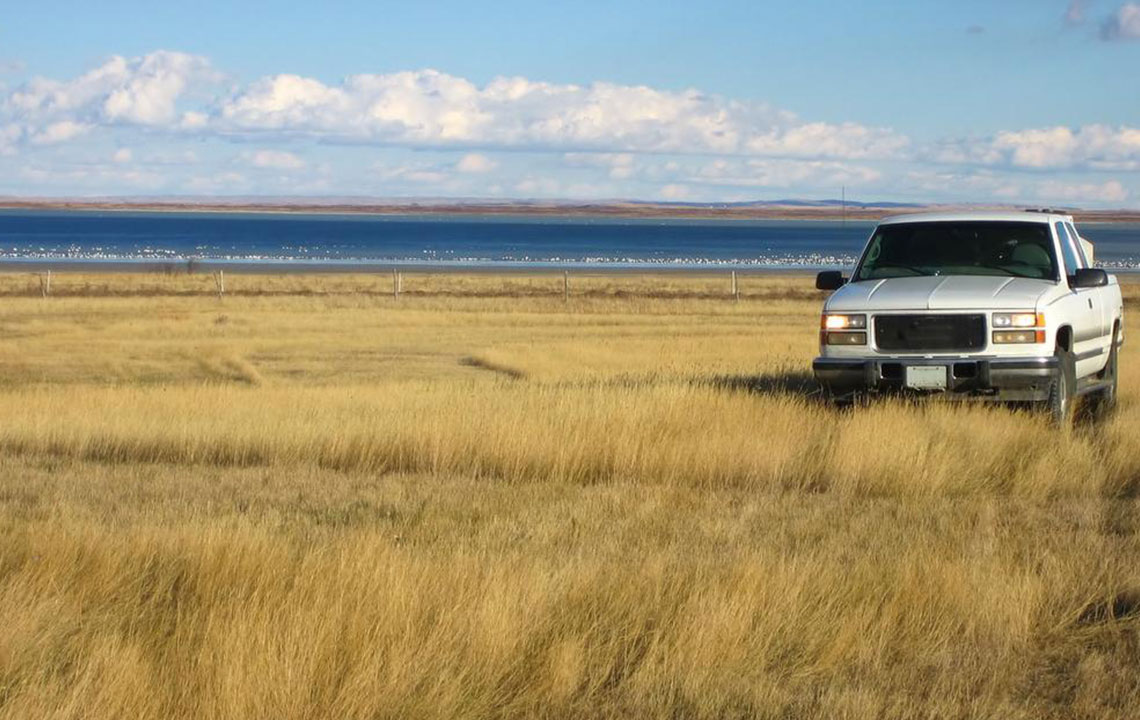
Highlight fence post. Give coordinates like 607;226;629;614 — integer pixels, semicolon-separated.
731;270;738;301
397;271;403;295
215;270;225;299
563;271;569;302
40;270;52;298
393;269;399;298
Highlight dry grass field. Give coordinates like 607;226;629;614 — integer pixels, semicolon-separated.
0;270;1139;719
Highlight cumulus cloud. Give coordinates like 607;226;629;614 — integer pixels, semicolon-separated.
1101;3;1140;39
29;119;89;145
249;149;305;170
930;125;1140;170
2;50;215;149
101;52;214;124
209;69;907;159
0;57;909;162
1;49;1135;205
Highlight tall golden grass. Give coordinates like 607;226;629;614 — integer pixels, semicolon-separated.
0;270;1138;719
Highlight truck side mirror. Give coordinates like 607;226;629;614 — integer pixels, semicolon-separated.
815;271;846;291
1071;268;1108;289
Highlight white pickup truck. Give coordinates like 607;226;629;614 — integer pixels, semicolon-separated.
813;211;1124;424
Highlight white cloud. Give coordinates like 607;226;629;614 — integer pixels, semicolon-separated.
1;50;215;154
184;171;248;193
1101;3;1140;39
514;176;572;196
932;125;1140;170
372;161;452;185
905;169;1023;199
744;122;908;160
5;51;214;130
249;149;305;170
0;50;1136;205
925;137;1005;166
692;157;881;189
455;152;496;173
659;184;691;200
17;162;166;191
210;69;905;159
0;123;19;155
0;53;911;164
1037;179;1128;203
140;149;199;165
179;111;209;129
30;119;89;145
902;169;1129;206
101;52;214;124
564;152;636;178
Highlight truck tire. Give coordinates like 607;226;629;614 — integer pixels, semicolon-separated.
1087;324;1119;419
1045;346;1076;427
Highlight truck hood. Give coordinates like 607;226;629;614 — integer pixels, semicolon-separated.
826;275;1057;312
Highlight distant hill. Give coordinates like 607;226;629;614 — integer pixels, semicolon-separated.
0;196;1133;222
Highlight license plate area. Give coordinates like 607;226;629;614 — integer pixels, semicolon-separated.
905;365;948;390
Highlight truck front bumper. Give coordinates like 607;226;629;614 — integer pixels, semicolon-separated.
812;356;1059;402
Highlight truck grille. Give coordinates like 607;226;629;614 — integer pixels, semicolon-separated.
874;314;986;353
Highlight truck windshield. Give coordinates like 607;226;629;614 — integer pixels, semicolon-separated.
854;221;1058;281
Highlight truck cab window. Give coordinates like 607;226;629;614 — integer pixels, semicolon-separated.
1055;222;1083;277
1066;222;1090;266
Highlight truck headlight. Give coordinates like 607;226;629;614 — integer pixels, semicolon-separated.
825;331;867;345
821;314;867;330
992;312;1043;329
993;330;1043;344
992;312;1045;344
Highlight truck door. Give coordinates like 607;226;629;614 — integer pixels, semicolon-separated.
1068;221;1111;339
1055;221;1107;377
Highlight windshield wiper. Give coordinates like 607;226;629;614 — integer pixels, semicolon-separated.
863;265;932;278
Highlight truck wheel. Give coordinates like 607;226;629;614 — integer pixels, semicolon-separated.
1087;325;1120;419
1045;346;1076;427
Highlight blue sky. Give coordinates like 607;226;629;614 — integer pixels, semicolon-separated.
1;0;1138;205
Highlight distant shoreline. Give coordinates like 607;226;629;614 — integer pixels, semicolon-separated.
0;259;826;275
3;199;1139;223
2;260;1137;276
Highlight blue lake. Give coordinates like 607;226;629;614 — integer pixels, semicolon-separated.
0;210;1137;269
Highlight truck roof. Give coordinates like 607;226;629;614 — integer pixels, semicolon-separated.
878;210;1075;226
